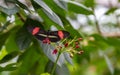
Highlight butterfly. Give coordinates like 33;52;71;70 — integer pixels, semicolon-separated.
27;26;70;43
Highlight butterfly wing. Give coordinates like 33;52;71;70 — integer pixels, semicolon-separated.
27;26;47;41
34;30;48;41
48;30;70;42
27;26;70;42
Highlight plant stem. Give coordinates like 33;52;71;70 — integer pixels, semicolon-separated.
51;52;61;75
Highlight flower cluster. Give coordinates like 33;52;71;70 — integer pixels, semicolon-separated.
52;37;84;57
42;37;51;44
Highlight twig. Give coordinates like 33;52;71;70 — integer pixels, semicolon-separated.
51;52;61;75
92;8;102;34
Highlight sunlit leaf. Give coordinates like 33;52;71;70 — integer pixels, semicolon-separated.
34;0;63;27
40;73;50;75
0;51;19;63
67;1;93;15
53;0;67;10
0;48;8;60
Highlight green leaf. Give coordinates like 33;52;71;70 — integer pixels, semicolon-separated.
63;52;73;65
0;51;19;63
106;38;120;47
62;18;82;38
15;17;45;50
90;34;109;50
18;44;40;75
65;25;82;38
104;54;114;75
0;21;10;32
34;0;63;27
53;0;67;10
55;64;70;75
0;63;17;72
15;27;32;50
43;0;66;17
83;0;95;7
105;8;117;15
0;12;7;23
45;61;70;75
0;48;8;60
40;73;50;75
67;1;93;15
16;0;30;12
42;9;63;27
5;29;19;53
92;34;106;41
31;0;42;10
0;0;19;15
38;39;73;66
45;61;54;73
0;32;10;50
37;9;61;30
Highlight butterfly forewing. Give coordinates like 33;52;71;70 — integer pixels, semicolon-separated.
34;29;48;41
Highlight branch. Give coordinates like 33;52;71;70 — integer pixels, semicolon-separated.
102;32;120;37
92;8;102;34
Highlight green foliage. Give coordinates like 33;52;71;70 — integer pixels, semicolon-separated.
17;44;41;75
67;1;93;15
0;63;17;72
105;7;117;15
0;0;120;75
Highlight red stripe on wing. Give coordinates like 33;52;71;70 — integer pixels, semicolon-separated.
32;27;40;35
58;31;64;39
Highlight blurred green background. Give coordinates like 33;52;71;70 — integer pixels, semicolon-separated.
0;0;120;75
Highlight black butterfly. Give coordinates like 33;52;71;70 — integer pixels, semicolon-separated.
27;26;70;43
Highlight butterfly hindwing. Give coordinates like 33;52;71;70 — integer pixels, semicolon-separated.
48;30;70;42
